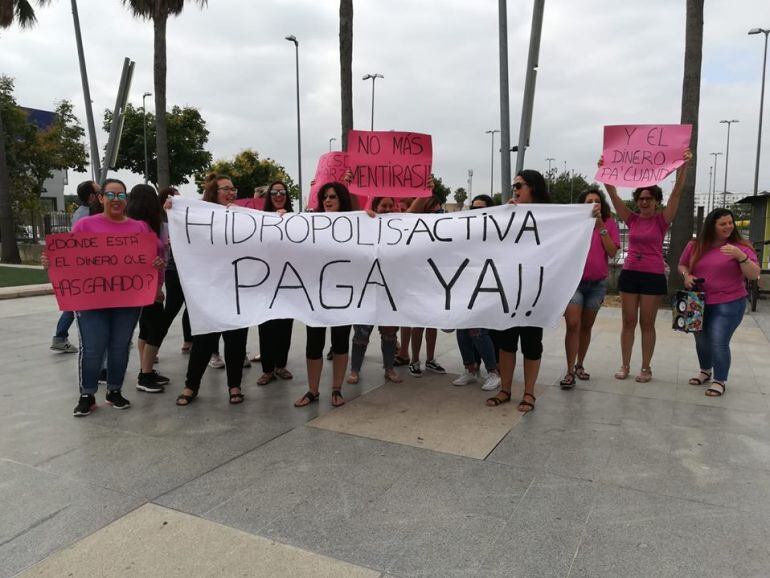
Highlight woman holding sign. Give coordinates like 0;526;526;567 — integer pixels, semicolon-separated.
175;174;249;406
487;170;550;413
678;209;759;397
601;149;692;383
294;182;354;408
42;178;165;417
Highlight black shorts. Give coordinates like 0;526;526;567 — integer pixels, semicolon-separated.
489;326;543;360
618;269;667;296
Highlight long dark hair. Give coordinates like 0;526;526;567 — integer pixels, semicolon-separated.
263;181;294;213
471;194;495;208
93;178;126;215
577;188;611;221
632;185;663;204
202;172;232;204
517;170;550;203
127;184;162;236
317;182;353;212
688;208;750;270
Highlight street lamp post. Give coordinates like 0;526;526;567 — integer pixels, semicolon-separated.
707;164;713;213
749;28;769;196
545;157;555;193
285;35;303;211
467;169;473;199
709;152;723;214
142;92;152;184
719;119;739;207
485;130;500;195
362;73;384;131
329;137;336;152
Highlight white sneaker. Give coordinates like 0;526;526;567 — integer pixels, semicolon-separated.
452;371;478;386
481;372;501;391
208;354;225;369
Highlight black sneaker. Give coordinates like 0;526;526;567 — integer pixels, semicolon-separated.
425;359;446;374
73;394;96;417
105;390;131;409
98;368;108;385
136;372;165;393
408;361;423;378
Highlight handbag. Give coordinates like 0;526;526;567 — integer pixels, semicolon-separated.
672;280;705;333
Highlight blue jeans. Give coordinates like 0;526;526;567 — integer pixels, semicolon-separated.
53;311;75;341
75;307;141;394
693;298;745;383
456;329;497;372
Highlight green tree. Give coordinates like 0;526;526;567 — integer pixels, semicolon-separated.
453;187;468;208
548;170;592;204
0;0;51;263
201;149;297;201
431;174;450;205
103;103;211;187
121;0;207;190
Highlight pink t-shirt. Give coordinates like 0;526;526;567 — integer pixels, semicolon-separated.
582;217;621;282
233;197;266;210
623;212;670;274
679;241;758;304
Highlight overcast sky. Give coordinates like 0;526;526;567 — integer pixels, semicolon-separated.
2;0;769;203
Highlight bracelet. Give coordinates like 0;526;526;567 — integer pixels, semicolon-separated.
739;256;749;264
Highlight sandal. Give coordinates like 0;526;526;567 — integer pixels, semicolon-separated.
257;372;276;386
705;381;726;397
294;390;319;407
560;372;576;389
331;389;345;407
346;373;360;385
384;369;403;383
574;365;590;380
486;390;511;407
635;367;653;383
175;389;197;406
393;355;410;367
517;392;536;413
689;371;712;386
250;352;261;362
614;365;630;380
228;387;245;404
275;368;293;380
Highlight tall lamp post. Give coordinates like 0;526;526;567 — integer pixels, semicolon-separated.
545;157;555;193
329;137;336;152
749;28;769;196
142;92;152;184
709;151;723;214
719;119;739;207
707;164;713;213
285;35;303;211
362;73;384;131
485;129;500;195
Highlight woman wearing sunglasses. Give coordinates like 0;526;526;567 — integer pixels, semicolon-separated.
601;149;692;383
294;182;354;408
255;181;296;386
43;179;165;417
487;171;550;412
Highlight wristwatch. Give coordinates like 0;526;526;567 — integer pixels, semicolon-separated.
599;228;608;237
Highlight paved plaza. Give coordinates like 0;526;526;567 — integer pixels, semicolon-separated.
2;294;770;577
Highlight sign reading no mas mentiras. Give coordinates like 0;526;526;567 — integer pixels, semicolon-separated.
595;124;692;188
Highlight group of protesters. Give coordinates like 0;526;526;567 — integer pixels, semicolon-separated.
45;146;762;418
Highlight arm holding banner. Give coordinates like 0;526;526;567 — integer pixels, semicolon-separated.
599;157;632;223
662;149;693;225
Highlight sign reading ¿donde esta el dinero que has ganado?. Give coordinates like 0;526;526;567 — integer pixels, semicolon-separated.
168;197;594;335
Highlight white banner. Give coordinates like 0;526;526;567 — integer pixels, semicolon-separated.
168;197;594;335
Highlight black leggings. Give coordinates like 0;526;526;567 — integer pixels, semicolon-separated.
138;301;166;347
490;326;543;360
185;328;248;392
259;318;293;373
306;325;351;360
163;269;192;344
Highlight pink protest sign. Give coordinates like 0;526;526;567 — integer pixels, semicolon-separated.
45;232;159;311
346;130;432;197
307;152;352;210
595;124;692;188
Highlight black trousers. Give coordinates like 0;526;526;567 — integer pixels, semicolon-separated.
305;325;351;360
259;318;293;373
490;326;543;360
185;328;248;392
163;269;192;344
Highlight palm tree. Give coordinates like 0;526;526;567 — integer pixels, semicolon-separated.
339;0;353;151
667;0;703;293
0;0;50;263
121;0;206;190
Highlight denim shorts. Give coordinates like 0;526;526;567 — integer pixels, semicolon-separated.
569;279;608;311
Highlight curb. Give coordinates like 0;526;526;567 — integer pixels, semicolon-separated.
0;283;54;300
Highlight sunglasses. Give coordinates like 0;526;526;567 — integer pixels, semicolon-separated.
323;194;339;201
512;182;526;190
270;190;287;197
217;186;237;193
102;192;127;201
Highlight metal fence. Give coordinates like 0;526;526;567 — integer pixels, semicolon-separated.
17;211;72;243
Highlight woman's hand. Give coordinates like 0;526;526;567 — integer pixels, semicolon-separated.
163;198;173;211
597;156;604;168
507;198;517;205
152;256;166;270
720;244;745;261
40;252;50;269
276;208;287;216
682;148;693;164
683;273;697;290
343;170;354;184
155;289;165;304
592;203;603;228
365;209;376;218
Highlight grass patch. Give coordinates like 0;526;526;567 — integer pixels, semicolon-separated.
0;266;50;288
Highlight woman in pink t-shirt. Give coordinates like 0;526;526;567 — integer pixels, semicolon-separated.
602;149;692;383
560;189;620;388
678;208;760;396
